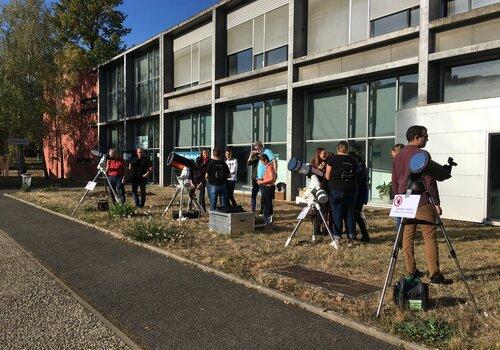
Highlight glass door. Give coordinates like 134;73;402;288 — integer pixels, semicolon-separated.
489;134;500;221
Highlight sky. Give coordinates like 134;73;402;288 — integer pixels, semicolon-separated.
0;0;219;48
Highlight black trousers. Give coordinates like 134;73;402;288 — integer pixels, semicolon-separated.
226;180;237;206
131;179;147;207
260;185;274;220
354;201;369;239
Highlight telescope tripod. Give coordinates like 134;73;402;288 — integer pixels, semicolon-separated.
162;179;206;220
285;200;339;249
72;167;119;216
376;182;480;317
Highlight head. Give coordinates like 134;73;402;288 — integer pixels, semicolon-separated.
225;148;233;160
108;149;117;158
312;147;328;166
201;148;209;159
259;153;270;165
390;143;405;158
337;141;349;155
212;147;222;160
406;125;428;148
253;141;264;154
136;147;145;159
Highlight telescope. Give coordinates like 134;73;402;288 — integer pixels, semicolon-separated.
166;152;198;171
409;152;457;181
287;158;324;178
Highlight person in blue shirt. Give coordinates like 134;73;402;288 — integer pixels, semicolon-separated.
247;141;277;213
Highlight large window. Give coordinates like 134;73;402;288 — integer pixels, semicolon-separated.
305;74;416;203
226;98;287;187
108;124;124;154
443;0;500;16
371;7;420;37
174;37;212;90
106;64;124;121
136;119;159;182
173;111;212;157
227;5;288;76
135;49;160;116
443;59;500;102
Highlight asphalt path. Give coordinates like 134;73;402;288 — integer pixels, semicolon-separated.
0;194;398;350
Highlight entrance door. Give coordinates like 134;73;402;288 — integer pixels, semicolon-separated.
489;134;500;221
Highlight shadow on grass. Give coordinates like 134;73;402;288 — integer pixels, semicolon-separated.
430;296;467;309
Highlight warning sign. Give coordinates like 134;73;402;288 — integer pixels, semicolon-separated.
389;195;421;218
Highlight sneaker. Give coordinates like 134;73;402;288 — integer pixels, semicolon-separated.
330;237;340;250
430;273;453;285
360;236;370;243
410;270;424;279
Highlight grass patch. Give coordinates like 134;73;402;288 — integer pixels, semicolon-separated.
11;185;500;349
109;203;135;218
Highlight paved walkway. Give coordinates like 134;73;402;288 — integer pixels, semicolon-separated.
0;194;398;350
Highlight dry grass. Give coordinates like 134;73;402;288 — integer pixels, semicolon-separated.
13;185;500;349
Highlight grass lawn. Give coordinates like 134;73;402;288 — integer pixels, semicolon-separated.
12;185;500;349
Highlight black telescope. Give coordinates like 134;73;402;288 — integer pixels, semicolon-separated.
409;152;457;182
287;158;324;178
166;152;198;170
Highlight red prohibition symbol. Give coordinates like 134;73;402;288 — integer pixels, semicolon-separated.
394;196;403;207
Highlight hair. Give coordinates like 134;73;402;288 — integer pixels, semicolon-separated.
348;151;362;162
136;147;144;152
391;143;405;153
225;147;232;154
259;154;270;162
212;148;222;158
311;147;327;168
337;141;349;153
406;125;427;142
253;141;263;150
200;148;210;157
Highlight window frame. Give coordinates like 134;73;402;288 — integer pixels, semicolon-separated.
370;6;420;37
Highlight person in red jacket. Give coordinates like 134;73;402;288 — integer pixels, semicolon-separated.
106;149;126;204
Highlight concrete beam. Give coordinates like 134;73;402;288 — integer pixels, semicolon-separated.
417;0;430;106
159;35;167;187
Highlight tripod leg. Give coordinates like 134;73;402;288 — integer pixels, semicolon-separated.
285;217;306;247
315;203;338;249
437;219;481;314
376;218;406;317
72;172;101;216
163;187;180;218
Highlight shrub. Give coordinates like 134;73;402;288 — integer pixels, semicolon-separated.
394;317;453;345
124;220;186;243
109;203;135;218
43;185;60;192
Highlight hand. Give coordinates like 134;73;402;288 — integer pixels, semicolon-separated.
435;205;442;216
143;173;148;178
121;178;125;184
256;180;262;185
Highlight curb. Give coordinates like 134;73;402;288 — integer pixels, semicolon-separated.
0;227;143;350
4;193;434;350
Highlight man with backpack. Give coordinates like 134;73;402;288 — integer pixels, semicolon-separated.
205;148;230;211
325;141;358;248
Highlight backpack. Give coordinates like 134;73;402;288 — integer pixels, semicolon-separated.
393;276;430;311
332;156;356;184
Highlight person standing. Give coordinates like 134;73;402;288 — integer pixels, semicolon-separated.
225;148;238;207
205;148;230;211
129;148;153;208
256;154;276;226
325;141;358;248
194;148;211;211
392;126;451;284
310;147;330;236
349;151;370;242
106;149;126;204
247;141;277;213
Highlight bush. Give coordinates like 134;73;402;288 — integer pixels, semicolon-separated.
109;203;135;218
394;317;453;345
124;220;186;243
43;185;59;192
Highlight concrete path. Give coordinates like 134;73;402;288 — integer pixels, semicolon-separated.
0;194;398;350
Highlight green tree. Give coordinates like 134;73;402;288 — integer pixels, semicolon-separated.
53;0;130;66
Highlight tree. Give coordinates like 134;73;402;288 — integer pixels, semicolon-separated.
53;0;130;66
0;0;57;174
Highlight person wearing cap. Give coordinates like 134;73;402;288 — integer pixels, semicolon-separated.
247;141;277;213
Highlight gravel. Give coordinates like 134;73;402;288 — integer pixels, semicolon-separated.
0;232;131;350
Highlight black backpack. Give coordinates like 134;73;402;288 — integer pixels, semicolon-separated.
393;276;430;311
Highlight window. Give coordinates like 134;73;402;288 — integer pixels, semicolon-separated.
308;0;350;54
136;120;160;182
307;87;348;141
174;111;212;150
106;64;124;121
443;0;499;16
108;124;124;153
371;7;420;37
134;49;159;116
349;84;368;138
227;5;289;76
369;78;396;137
226;98;287;186
174;37;212;90
443;59;500;102
398;73;418;109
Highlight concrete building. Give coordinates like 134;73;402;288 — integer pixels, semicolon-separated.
97;0;500;224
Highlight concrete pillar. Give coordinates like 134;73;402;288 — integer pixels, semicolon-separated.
159;35;167;186
212;7;227;150
125;54;134;117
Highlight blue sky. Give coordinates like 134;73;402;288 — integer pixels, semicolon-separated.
0;0;219;48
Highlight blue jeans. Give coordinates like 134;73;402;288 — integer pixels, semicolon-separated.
260;185;275;223
108;175;125;204
329;189;357;239
207;183;228;211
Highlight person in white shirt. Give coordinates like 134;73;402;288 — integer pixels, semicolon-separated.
225;148;238;206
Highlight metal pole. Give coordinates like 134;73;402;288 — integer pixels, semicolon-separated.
163;186;180;218
285;205;310;247
316;202;338;249
72;172;101;216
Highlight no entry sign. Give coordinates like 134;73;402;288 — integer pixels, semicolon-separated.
389;194;421;218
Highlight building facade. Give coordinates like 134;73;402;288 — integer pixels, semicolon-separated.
98;0;500;224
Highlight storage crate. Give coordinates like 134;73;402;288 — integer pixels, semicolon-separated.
209;211;254;235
